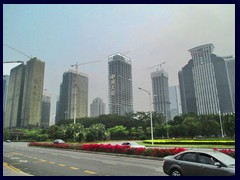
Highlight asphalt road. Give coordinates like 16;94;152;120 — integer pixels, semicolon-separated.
3;142;166;176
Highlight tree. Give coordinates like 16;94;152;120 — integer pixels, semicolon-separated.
108;125;128;139
85;123;109;142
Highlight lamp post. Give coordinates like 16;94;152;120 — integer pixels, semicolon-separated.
138;87;154;145
218;110;224;138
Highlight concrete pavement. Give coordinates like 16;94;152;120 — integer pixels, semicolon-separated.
3;162;32;176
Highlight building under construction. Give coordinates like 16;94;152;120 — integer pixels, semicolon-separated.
108;53;133;115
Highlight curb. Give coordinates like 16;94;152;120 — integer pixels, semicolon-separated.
3;162;33;176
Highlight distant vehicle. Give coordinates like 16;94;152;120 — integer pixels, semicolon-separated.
163;149;235;176
121;142;145;148
6;140;11;143
53;139;65;144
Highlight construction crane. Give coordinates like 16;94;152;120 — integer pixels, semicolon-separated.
71;60;102;72
70;60;102;124
3;60;24;64
148;62;166;71
4;43;32;59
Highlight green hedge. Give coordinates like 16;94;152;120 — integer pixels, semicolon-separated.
143;139;235;145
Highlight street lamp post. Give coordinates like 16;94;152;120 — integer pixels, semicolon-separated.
218;110;224;138
138;87;154;145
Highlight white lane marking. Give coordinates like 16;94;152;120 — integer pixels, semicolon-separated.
101;160;117;165
19;160;28;163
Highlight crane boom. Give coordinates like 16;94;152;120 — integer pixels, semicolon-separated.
148;62;166;70
4;44;31;58
3;61;24;64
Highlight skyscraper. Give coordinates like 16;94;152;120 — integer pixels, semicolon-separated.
222;56;235;113
56;70;88;123
3;75;9;112
21;57;45;127
90;97;106;117
4;57;45;129
151;70;171;121
4;64;25;128
179;44;234;115
108;53;133;115
41;91;51;128
169;85;182;119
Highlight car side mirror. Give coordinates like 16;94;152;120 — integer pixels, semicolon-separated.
214;162;221;167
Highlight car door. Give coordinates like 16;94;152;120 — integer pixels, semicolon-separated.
197;153;228;176
179;152;199;176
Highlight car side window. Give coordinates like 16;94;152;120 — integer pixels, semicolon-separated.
181;153;197;162
198;154;216;165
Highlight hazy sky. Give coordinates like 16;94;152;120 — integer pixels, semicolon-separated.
3;4;235;124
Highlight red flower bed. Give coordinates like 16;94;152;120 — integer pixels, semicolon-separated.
28;142;235;158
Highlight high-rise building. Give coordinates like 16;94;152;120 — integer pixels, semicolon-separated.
108;53;133;115
222;56;235;113
3;75;9;112
179;44;234;115
178;60;197;114
169;85;182;120
4;57;45;129
4;65;25;128
41;91;51;128
56;70;88;123
21;57;45;127
151;70;171;121
90;97;106;117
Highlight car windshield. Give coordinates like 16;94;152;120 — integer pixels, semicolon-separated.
210;151;235;166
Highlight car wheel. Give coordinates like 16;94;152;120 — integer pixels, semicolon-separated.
170;169;182;176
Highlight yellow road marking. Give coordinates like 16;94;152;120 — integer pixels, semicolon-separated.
69;166;79;170
84;170;97;175
39;159;47;162
58;164;66;167
48;161;55;164
3;162;24;173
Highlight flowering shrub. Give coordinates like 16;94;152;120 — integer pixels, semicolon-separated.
28;142;235;158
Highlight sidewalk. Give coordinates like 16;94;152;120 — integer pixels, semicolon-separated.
3;162;32;176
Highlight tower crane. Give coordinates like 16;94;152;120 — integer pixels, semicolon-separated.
71;60;102;72
3;60;24;64
4;43;31;59
148;62;166;71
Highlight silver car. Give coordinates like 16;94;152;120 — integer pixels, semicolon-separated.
163;149;235;176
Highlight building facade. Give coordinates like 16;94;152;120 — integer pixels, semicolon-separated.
4;64;25;128
108;53;133;115
179;44;235;115
41;91;51;128
21;58;45;127
56;70;88;123
151;70;171;121
4;57;45;129
3;75;9;112
90;97;106;117
169;85;182;120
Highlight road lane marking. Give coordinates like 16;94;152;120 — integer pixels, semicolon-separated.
84;170;97;175
39;159;47;162
48;161;55;164
58;164;66;167
69;166;79;170
19;160;28;163
101;160;116;165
